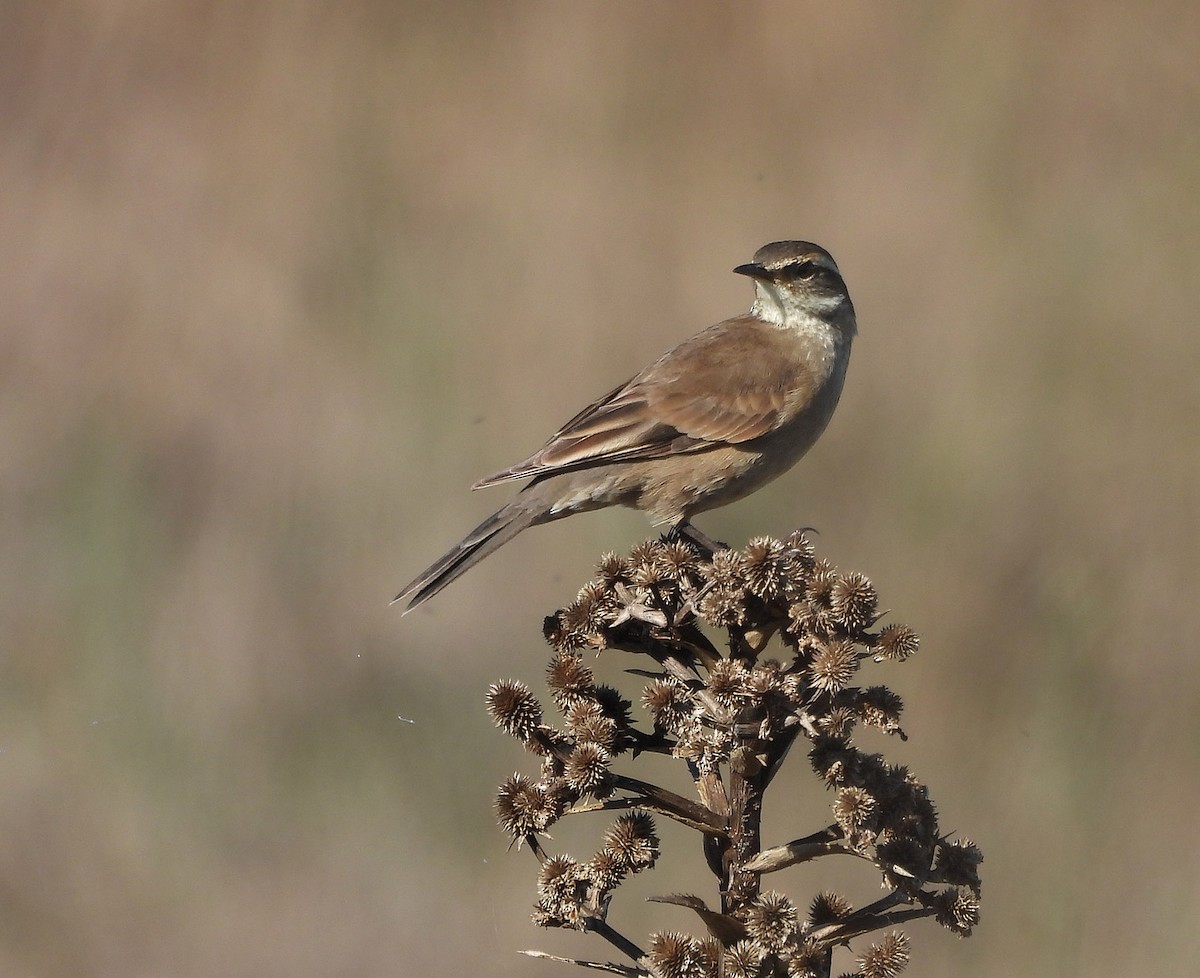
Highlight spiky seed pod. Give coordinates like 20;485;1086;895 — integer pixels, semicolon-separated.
603;811;659;872
808;737;867;788
703;547;748;587
858;931;910;978
857;686;905;736
642;678;696;734
819;705;859;738
875;623;919;661
628;540;666;574
537;854;581;902
747;659;786;696
743;890;799;952
495;774;559;838
530;898;560;928
876;837;933;892
830;572;878;632
933;839;984;895
559;581;615;645
833;786;878;841
743;535;792;599
706;657;749;707
797;591;838;638
596;551;631;586
536;855;587;930
809;639;860;695
486;680;543;740
724;939;767;978
785;939;828;978
631;551;675;588
930;888;981;936
695;938;722;977
699;582;748;627
563;741;611;795
584;849;627;893
564;698;616;743
782;529;817;567
809;891;854;925
546;652;596;711
653;538;702;583
674;727;732;774
646;932;703;978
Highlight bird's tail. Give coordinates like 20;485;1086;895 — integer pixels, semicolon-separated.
393;500;540;614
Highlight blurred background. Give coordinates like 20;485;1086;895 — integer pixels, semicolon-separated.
3;2;1198;975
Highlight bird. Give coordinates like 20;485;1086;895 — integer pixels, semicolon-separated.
395;240;857;613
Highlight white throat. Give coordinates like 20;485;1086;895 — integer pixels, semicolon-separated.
751;280;846;328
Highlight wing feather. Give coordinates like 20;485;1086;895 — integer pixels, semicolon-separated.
473;316;814;488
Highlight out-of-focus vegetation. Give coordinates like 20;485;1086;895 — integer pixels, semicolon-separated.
1;3;1197;976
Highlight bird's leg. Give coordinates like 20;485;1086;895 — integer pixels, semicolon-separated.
670;520;729;555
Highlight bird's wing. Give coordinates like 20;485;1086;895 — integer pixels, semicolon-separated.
473;317;807;488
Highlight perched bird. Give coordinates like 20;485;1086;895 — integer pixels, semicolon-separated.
395;240;857;613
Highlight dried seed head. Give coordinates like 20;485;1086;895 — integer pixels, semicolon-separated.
809;890;854;925
646;932;701;978
933;839;983;895
746;660;786;698
799;561;839;634
546;652;595;710
809;639;860;695
831;572;878;632
782;529;817;569
628;540;666;573
819;705;859;738
563;741;611;795
875;623;919;662
584;849;627;892
858;686;905;737
565;701;618;751
809;737;858;787
706;658;749;706
724;939;767;978
653;538;702;582
784;940;825;978
931;888;981;937
535;855;586;929
596;551;631;586
743;890;798;952
485;680;543;740
642;678;696;734
858;931;910;978
703;547;748;587
833;785;878;841
603;811;659;872
495;774;559;838
559;581;614;644
699;582;748;627
537;854;581;902
695;938;721;977
743;535;791;599
876;837;933;892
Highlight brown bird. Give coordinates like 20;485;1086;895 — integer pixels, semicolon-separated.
395;240;857;613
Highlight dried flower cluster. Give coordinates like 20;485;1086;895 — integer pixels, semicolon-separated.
486;531;982;978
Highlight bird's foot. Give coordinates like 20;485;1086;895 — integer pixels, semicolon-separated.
669;521;728;556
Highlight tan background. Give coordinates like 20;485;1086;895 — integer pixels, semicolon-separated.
3;3;1198;975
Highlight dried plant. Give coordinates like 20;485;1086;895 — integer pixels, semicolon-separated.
485;531;982;978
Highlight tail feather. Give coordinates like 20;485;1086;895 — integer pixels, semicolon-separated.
393;502;539;614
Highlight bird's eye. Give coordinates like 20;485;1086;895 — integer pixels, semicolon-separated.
793;261;820;280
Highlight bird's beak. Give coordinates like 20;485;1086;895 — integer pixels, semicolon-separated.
733;262;772;281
